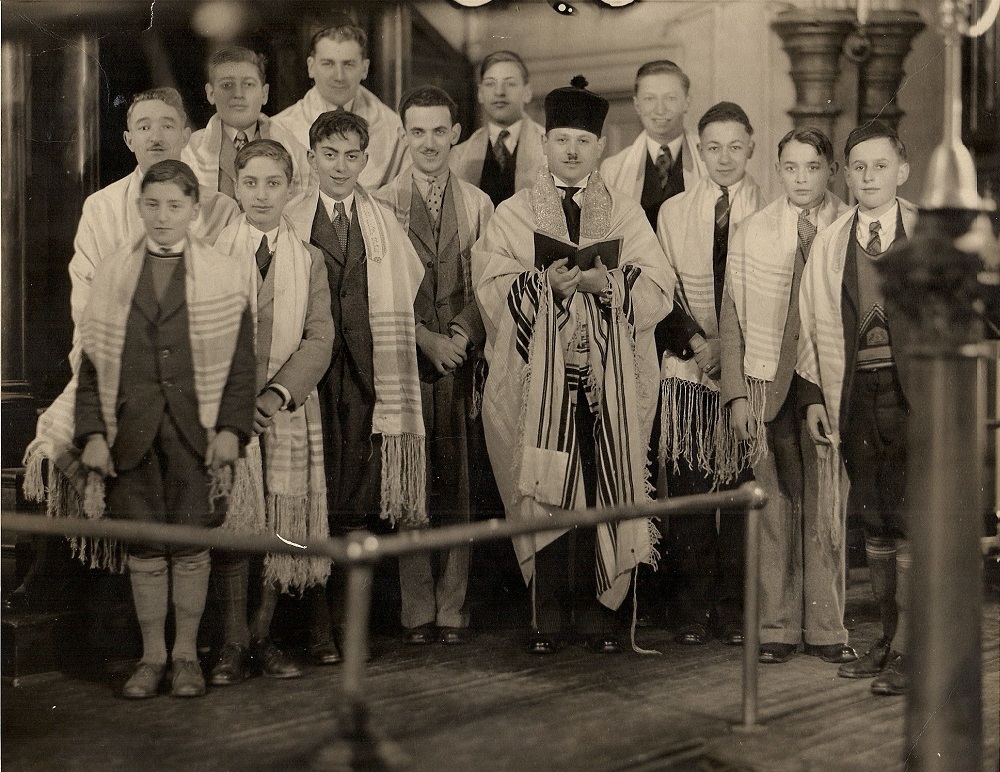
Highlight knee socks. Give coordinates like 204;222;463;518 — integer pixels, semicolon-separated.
171;551;211;663
128;555;169;666
212;556;250;647
892;539;911;655
865;535;898;644
251;582;280;642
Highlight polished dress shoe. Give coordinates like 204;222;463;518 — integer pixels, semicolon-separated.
438;626;469;645
309;640;343;666
870;652;907;695
252;638;303;679
403;625;436;645
170;658;206;698
837;637;891;678
804;642;858;664
123;661;165;699
758;643;796;664
526;635;559;654
719;624;744;647
210;643;249;687
586;636;622;654
674;624;709;646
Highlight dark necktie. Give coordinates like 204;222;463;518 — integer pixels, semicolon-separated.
425;175;445;241
559;186;581;244
797;208;817;257
333;201;349;256
493;129;513;172
255;234;272;279
712;186;731;316
866;220;882;255
234;131;249;153
655;145;673;191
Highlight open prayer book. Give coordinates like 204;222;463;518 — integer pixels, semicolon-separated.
533;232;623;271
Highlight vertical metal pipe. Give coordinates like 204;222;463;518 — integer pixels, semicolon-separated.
741;507;761;729
904;351;983;770
341;561;374;722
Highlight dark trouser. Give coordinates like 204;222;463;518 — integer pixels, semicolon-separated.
840;366;909;652
107;412;222;559
533;396;616;638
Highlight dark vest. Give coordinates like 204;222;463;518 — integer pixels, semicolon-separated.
641;145;686;231
410;181;463;335
114;256;203;470
310;199;374;399
479;138;516;208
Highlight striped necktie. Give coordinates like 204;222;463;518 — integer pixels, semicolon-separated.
797;207;817;257
234;131;249;153
493;129;513;172
655;145;673;190
866;220;882;255
715;186;730;236
333;201;349;256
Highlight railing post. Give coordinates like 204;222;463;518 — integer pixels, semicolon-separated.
739;503;761;731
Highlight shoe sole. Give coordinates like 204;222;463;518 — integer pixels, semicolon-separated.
837;669;884;679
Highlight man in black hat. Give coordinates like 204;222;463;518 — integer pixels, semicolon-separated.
472;76;675;654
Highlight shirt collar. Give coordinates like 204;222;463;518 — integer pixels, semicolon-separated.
711;177;743;196
147;237;186;255
551;173;590;192
319;189;355;222
222;121;259;143
857;199;898;232
488;119;522;149
413;168;450;188
786;194;825;222
322;96;355;114
247;221;279;249
646;132;684;163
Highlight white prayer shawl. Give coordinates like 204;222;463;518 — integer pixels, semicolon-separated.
23;236;253;568
214;214;330;590
599;129;706;201
796;197;918;549
449;116;546;195
182;113;313;198
67;168;240;368
271;85;407;191
657;175;766;481
472;166;673;610
287;183;428;525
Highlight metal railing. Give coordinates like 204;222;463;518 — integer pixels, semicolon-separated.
2;482;768;767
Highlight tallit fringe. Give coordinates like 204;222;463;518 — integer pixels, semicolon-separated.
659;378;748;485
223;452;267;534
744;376;769;466
381;433;428;527
27;456;125;573
629;567;662;655
817;442;845;552
208;465;233;513
263;493;332;593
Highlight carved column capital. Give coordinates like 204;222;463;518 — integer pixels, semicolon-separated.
857;11;926;129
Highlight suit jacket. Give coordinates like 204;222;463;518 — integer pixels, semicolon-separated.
450;116;545;197
75;255;256;470
256;243;334;407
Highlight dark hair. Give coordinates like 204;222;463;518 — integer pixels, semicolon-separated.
844;119;907;162
310;24;368;59
399;86;459;127
777;126;835;164
309;111;370;151
479;50;530;83
207;46;267;84
698;101;753;136
634;60;690;95
140;160;200;203
235;139;293;183
127;87;188;128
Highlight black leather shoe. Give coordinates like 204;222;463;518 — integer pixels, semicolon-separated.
403;625;436;645
309;640;343;666
587;636;622;654
526;635;559;654
759;643;796;664
804;642;858;664
719;624;744;647
838;637;891;678
252;638;303;679
438;626;469;645
674;624;709;645
870;652;907;695
210;643;249;687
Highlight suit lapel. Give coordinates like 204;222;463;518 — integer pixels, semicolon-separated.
437;179;459;256
131;256;161;324
408;182;437;255
158;256;188;323
311;198;345;265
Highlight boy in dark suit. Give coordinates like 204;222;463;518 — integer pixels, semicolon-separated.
75;160;256;699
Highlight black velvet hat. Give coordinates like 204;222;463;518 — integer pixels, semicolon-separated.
544;75;608;137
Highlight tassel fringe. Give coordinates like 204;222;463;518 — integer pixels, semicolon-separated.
263;493;331;593
629;567;661;655
381;433;428;527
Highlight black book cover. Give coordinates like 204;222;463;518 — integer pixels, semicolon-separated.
533;232;623;271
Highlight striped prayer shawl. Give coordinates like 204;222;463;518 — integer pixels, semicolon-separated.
657;175;766;482
215;214;330;591
796;198;918;548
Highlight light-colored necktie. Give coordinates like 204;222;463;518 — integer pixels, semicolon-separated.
797;208;817;257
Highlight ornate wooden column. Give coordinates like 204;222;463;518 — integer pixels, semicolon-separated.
772;10;854;138
856;11;925;129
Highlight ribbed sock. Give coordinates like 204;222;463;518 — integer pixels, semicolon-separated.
865;535;898;643
212;557;250;647
251;582;280;642
170;551;211;662
893;539;911;655
128;555;170;665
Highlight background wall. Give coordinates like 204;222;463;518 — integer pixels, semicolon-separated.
416;0;946;203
